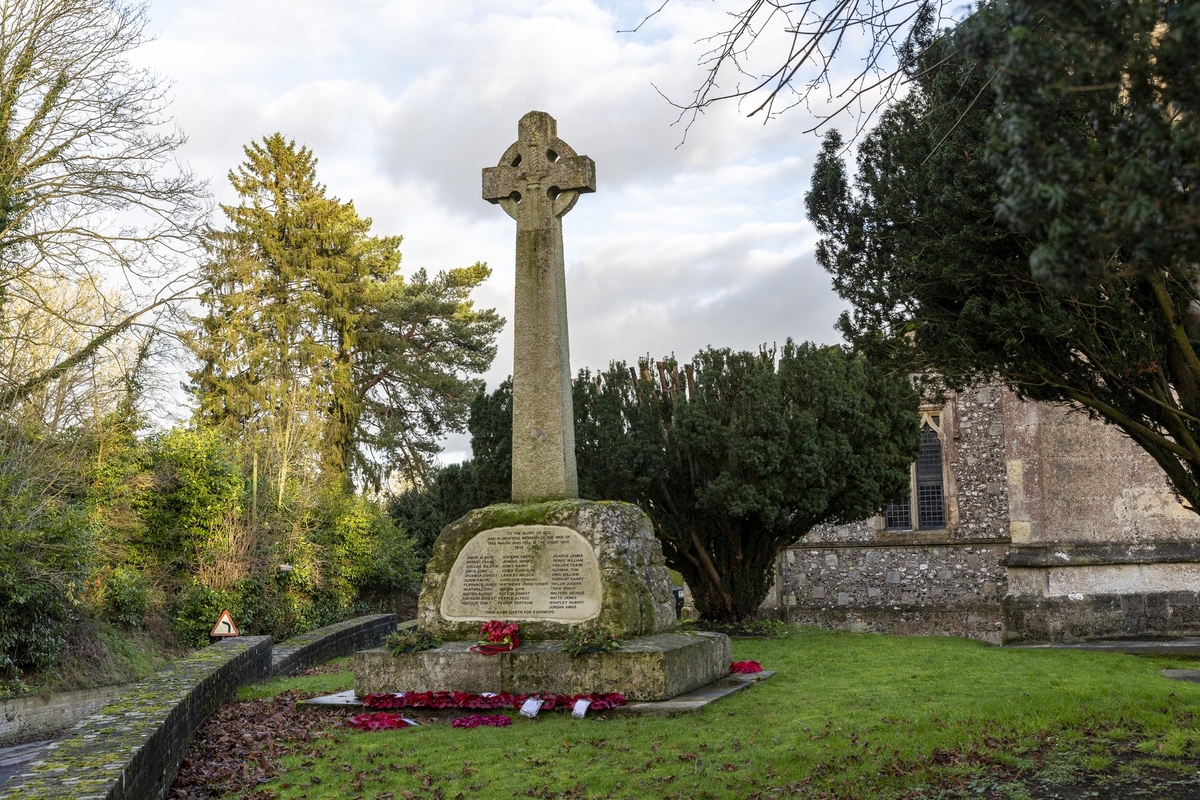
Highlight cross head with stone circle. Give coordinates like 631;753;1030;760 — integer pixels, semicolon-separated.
483;111;595;503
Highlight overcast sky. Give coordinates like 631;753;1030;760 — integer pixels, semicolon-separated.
139;0;855;462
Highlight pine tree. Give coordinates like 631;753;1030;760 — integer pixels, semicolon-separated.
190;134;502;492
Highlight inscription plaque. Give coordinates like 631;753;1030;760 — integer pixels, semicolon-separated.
441;525;601;623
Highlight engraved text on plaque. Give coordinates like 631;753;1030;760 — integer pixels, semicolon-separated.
441;525;601;622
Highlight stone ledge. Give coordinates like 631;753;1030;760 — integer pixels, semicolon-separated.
271;614;396;677
0;685;129;746
1002;542;1200;568
354;631;731;701
0;636;271;800
1002;591;1200;644
794;537;1011;549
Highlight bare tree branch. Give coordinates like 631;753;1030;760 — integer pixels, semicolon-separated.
630;0;955;137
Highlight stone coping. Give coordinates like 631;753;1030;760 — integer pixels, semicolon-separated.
355;631;731;701
0;685;129;746
271;613;396;677
0;636;271;800
794;537;1011;550
1002;542;1200;568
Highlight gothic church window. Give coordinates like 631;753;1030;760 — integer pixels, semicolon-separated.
885;412;946;531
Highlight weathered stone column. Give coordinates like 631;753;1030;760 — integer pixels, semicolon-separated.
482;111;595;502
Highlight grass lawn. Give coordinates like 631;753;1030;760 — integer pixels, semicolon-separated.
235;629;1200;799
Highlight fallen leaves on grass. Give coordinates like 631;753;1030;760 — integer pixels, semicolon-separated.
169;691;348;798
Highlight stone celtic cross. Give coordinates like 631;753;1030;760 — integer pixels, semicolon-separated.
483;111;595;503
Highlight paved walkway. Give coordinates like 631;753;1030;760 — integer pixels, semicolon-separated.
0;739;53;787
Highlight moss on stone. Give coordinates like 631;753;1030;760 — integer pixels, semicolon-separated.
417;499;676;642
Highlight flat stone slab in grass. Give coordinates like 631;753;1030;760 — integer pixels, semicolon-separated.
305;670;772;716
1162;669;1200;683
1015;637;1200;655
354;631;730;702
614;671;774;716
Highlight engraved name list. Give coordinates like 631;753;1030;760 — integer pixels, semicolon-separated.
441;525;601;623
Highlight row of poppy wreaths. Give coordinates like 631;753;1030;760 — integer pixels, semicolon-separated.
363;691;628;711
347;691;627;732
346;712;513;730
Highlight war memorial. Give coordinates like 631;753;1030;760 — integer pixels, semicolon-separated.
353;111;731;701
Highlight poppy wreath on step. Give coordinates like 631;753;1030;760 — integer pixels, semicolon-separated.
470;620;520;654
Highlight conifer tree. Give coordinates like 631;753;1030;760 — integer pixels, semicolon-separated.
190;134;502;490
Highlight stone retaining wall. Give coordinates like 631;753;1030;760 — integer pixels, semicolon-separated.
0;636;271;800
0;685;128;746
270;613;396;677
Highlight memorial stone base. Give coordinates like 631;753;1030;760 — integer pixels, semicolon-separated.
354;631;731;702
417;499;677;641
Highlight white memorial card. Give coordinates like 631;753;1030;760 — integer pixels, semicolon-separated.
572;699;590;719
519;698;543;718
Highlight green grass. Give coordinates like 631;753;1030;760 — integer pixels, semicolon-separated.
235;657;356;701
242;629;1200;799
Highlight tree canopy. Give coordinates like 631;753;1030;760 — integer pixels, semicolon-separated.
0;0;205;415
805;24;1200;511
190;134;503;490
405;344;919;622
581;344;918;622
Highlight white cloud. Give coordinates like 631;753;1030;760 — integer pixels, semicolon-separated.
139;0;852;464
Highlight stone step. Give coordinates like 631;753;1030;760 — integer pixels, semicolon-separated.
302;671;774;716
355;631;732;701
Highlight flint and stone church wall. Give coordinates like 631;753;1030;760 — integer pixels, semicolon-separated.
764;384;1200;644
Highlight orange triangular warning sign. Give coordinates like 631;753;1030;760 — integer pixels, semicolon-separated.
210;609;239;638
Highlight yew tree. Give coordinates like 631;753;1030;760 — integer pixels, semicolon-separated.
443;344;918;623
806;14;1200;511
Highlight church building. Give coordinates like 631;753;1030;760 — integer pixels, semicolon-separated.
762;386;1200;644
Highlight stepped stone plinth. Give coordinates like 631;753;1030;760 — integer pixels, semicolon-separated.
355;632;731;702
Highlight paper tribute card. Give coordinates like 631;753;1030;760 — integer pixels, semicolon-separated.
519;698;544;718
572;699;590;719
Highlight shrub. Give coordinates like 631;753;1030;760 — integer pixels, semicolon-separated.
141;427;244;576
170;583;236;648
101;566;149;629
0;427;92;676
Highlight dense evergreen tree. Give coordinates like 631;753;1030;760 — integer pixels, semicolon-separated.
388;381;512;558
806;23;1200;511
410;347;918;623
190;134;502;490
581;345;918;623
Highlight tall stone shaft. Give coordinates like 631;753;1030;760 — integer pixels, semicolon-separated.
482;111;595;503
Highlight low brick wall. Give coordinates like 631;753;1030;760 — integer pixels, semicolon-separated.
0;636;271;800
270;613;396;677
